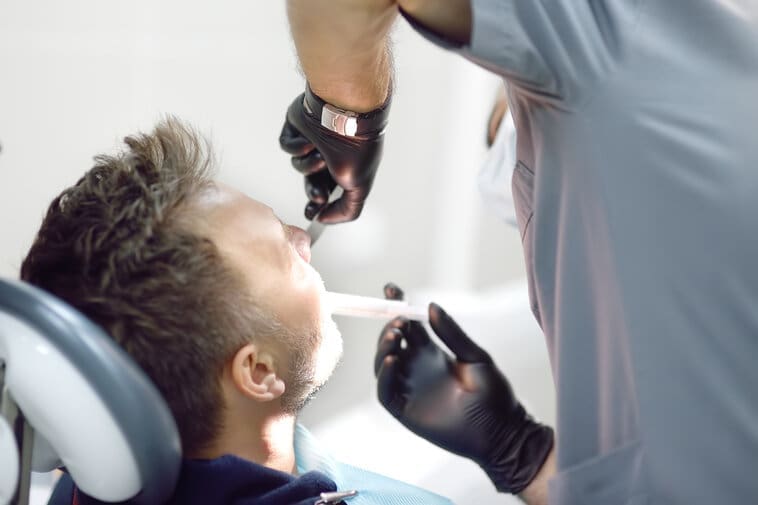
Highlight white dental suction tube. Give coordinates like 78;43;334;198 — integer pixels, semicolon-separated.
326;292;428;322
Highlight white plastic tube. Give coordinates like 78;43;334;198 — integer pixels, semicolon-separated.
326;292;428;322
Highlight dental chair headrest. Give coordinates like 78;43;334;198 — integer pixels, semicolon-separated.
0;278;181;504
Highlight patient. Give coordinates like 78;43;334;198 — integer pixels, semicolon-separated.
21;119;449;505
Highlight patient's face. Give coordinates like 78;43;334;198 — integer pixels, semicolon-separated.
192;183;342;409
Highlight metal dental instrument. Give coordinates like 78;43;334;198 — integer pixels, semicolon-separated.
314;490;358;505
306;218;326;246
306;187;343;246
326;291;429;322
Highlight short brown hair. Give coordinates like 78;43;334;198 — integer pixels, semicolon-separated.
21;118;262;455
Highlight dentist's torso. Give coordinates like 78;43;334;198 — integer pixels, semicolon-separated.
413;0;758;502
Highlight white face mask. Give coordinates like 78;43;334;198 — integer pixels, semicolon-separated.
477;110;518;227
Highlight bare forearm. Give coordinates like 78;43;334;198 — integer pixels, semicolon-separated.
286;0;472;112
518;446;556;505
286;0;397;112
397;0;471;45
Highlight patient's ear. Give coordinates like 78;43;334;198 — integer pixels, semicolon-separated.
230;344;285;402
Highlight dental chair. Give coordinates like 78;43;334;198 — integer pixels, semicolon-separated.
0;278;181;505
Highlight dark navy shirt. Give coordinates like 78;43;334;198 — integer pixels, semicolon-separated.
51;455;338;505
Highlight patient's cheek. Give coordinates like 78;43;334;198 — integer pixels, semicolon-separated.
268;283;321;335
247;255;324;334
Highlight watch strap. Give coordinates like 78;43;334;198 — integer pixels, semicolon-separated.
303;84;391;138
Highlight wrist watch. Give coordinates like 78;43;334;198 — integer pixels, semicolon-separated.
303;84;391;138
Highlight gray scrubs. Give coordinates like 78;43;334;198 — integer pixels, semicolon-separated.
406;1;758;503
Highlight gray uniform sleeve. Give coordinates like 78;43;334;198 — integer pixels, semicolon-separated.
403;0;629;106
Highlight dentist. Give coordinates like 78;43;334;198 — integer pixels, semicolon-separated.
279;1;758;504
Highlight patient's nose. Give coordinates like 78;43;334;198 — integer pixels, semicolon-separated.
290;226;312;263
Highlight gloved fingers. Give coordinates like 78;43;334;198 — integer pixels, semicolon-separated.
383;282;405;301
316;186;367;224
376;355;408;417
381;283;431;347
279;119;314;157
303;172;337;220
374;327;404;376
379;316;409;339
403;319;431;347
377;317;410;353
376;315;429;354
304;171;337;205
305;201;325;221
383;282;435;349
429;303;492;363
291;149;326;175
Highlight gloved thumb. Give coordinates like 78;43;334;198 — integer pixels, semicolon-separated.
429;303;492;364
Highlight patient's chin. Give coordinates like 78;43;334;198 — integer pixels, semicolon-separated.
290;383;323;413
311;315;343;387
280;316;342;413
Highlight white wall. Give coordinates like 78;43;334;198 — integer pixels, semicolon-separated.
0;1;553;503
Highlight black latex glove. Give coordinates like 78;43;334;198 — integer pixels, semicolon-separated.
375;283;554;494
279;91;386;223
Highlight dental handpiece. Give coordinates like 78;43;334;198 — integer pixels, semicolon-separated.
326;291;429;322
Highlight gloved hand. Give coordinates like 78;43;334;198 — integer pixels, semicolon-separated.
279;87;389;223
375;284;554;494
